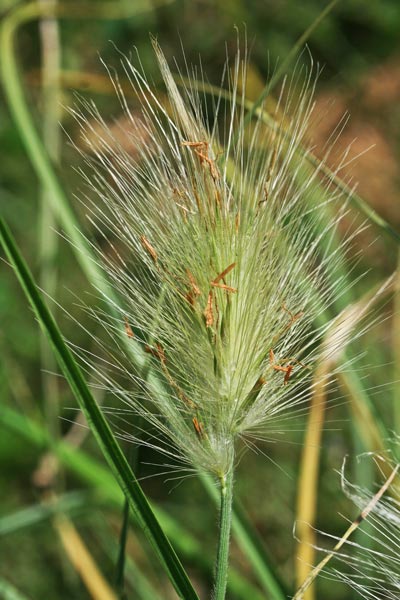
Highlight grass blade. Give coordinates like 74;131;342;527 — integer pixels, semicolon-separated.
0;215;199;600
0;492;90;536
115;499;130;598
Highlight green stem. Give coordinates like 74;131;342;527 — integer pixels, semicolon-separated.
214;467;234;600
200;472;287;599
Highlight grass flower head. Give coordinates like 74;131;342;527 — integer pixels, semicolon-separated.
72;40;354;481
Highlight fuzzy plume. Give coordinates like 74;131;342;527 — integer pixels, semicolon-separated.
70;40;357;478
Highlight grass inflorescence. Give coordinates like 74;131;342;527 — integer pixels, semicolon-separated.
68;41;360;485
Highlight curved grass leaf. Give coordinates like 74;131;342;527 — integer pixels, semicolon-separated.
241;0;341;130
0;405;265;600
0;216;199;600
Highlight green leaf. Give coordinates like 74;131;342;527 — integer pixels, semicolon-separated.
0;215;199;600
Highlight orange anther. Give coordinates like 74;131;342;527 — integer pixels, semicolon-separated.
124;317;134;339
284;365;293;385
140;235;157;263
210;282;237;293
204;291;214;327
186;270;201;306
192;416;204;440
144;342;165;363
213;263;236;285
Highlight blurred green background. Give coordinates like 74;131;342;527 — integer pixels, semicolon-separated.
1;1;400;598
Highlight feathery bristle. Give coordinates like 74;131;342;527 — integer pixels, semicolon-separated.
70;40;359;477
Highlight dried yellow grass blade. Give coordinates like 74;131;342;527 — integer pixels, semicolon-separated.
54;514;117;600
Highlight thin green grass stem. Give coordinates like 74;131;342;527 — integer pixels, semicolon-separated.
201;472;287;599
214;467;234;600
99;524;164;600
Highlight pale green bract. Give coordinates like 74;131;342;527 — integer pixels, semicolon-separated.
71;41;354;479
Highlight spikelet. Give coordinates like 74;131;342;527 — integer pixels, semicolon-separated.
70;40;356;478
